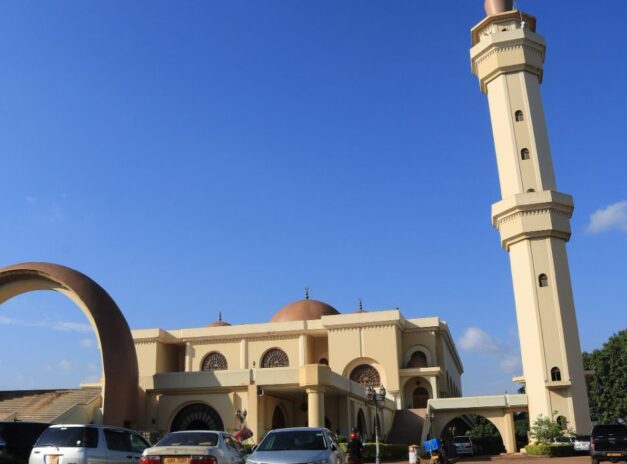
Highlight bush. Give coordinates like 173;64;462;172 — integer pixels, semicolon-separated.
339;443;409;462
529;415;566;444
525;444;575;457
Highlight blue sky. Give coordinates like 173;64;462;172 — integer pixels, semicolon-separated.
0;1;625;396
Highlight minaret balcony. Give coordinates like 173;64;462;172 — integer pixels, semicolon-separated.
471;28;545;93
491;190;574;250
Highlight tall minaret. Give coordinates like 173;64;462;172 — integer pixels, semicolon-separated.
470;0;591;433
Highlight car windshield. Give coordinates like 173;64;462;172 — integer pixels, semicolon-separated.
576;435;590;441
35;427;98;448
257;430;327;451
593;425;627;436
156;432;219;447
453;437;470;444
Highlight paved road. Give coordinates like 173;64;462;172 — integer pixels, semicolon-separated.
413;455;590;463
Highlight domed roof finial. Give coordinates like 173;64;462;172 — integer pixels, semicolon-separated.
484;0;514;15
358;298;364;312
218;311;222;322
305;287;310;300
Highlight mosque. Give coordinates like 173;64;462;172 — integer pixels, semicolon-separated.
0;0;592;454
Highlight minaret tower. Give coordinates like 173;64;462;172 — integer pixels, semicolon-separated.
470;0;591;433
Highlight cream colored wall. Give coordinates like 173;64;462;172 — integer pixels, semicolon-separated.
312;337;328;364
156;342;182;372
328;326;401;391
191;340;241;371
248;338;299;368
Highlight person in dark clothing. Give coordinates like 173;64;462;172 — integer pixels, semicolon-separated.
346;432;364;464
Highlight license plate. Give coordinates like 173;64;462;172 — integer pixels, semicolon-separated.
163;457;190;464
607;452;622;457
46;455;60;464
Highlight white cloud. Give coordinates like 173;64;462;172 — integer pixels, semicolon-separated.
58;360;72;371
499;354;522;373
458;327;522;374
0;316;90;333
587;200;627;234
459;327;502;353
81;338;96;348
53;321;91;333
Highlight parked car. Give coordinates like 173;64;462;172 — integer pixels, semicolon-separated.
0;422;49;464
246;427;344;464
551;436;574;446
573;435;590;452
452;436;474;456
140;430;246;464
29;424;150;464
590;424;627;464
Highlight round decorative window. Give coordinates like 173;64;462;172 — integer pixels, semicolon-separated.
261;348;289;368
201;352;228;371
350;364;381;387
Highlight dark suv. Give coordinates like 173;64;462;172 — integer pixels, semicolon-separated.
590;424;627;463
0;422;49;464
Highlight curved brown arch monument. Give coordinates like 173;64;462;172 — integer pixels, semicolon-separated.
0;262;138;426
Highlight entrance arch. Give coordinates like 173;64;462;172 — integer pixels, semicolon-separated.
171;403;224;431
412;387;429;409
272;406;286;429
0;262;138;426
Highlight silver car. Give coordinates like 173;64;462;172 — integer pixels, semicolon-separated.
141;431;246;464
246;428;343;464
29;424;150;464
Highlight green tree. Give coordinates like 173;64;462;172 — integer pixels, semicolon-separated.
583;329;627;423
529;415;564;444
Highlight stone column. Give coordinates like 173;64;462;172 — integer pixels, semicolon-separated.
247;383;259;439
307;387;325;427
502;411;518;454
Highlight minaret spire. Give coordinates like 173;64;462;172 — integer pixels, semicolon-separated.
470;5;591;434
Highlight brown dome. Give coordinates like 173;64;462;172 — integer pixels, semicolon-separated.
270;299;340;322
208;320;231;327
484;0;513;15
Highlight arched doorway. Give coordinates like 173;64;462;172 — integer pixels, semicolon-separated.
442;415;505;456
171;403;224;432
412;387;429;408
357;409;367;437
272;406;286;429
0;262;138;426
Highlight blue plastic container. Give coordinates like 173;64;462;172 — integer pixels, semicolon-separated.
423;438;441;453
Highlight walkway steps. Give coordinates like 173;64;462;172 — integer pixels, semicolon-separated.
0;388;101;423
387;408;426;445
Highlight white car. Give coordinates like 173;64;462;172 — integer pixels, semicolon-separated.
29;424;150;464
452;436;475;456
573;435;590;452
140;431;246;464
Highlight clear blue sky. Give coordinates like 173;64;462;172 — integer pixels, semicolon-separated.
0;1;625;396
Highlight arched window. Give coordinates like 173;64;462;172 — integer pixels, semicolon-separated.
357;409;367;437
515;110;524;122
171;403;224;431
539;274;549;287
551;367;562;382
412;387;430;408
350;364;381;387
271;406;286;429
201;352;228;371
319;357;329;366
407;351;428;368
261;348;289;368
527;188;535;192
521;148;530;160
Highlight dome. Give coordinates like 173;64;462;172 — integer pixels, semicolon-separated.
208;320;231;327
270;299;340;322
208;313;231;327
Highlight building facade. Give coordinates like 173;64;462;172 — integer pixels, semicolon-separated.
131;299;463;440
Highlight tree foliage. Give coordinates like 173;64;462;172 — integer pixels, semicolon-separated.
467;416;500;439
583;329;627;423
529;415;564;444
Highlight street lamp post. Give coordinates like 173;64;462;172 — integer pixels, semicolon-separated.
366;384;386;464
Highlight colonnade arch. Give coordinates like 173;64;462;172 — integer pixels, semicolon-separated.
0;262;138;426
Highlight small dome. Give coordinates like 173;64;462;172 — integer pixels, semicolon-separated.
208;320;231;327
208;312;231;327
270;299;340;322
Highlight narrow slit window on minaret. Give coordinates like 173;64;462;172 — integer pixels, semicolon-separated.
527;189;535;193
539;274;549;287
515;110;524;122
521;148;530;160
551;367;562;382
